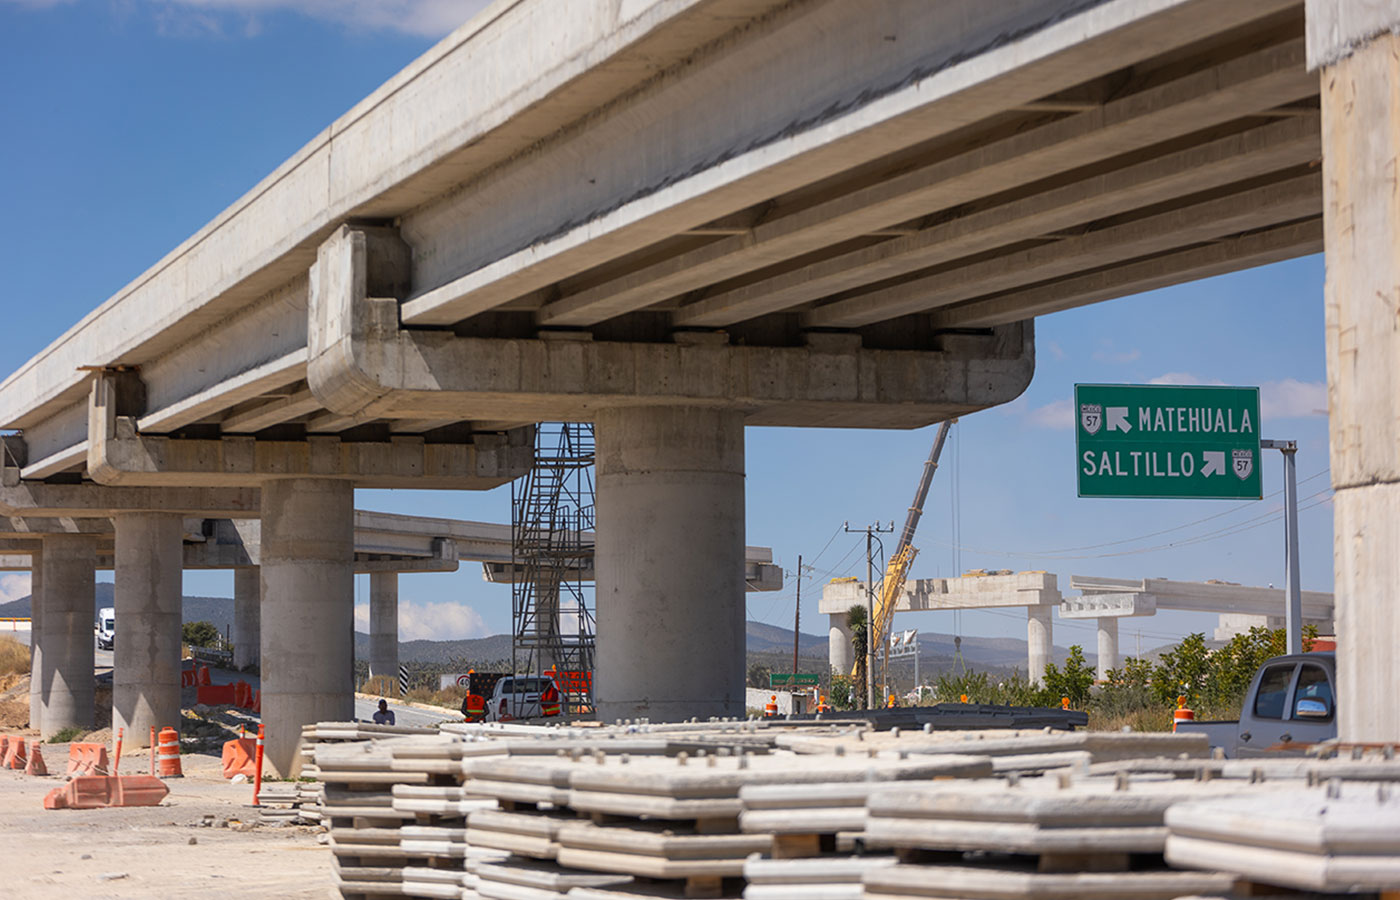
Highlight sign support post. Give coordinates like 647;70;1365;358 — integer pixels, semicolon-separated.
1261;439;1303;655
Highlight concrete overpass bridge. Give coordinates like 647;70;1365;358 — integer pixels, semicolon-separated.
2;0;1395;768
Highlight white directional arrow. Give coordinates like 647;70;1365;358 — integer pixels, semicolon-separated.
1201;451;1225;478
1106;407;1132;432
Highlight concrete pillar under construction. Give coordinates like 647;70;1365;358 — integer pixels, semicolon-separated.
112;513;184;749
368;572;398;681
232;567;260;671
1309;2;1400;742
593;407;745;722
261;478;354;776
828;613;854;676
1096;617;1119;682
27;548;42;734
1026;606;1052;687
39;534;97;738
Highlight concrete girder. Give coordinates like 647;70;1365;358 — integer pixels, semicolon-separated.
805;171;1323;327
1069;575;1335;618
399;0;1305;328
819;571;1062;616
0;480;260;519
929;217;1323;328
220;386;320;434
544;40;1317;330
88;372;534;488
1059;592;1158;619
479;558;783;593
306;226;1035;428
673;115;1321;328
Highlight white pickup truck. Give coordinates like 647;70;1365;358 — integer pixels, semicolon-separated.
1175;652;1337;758
486;675;562;722
97;607;115;651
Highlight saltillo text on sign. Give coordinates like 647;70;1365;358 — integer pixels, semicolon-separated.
1075;383;1262;500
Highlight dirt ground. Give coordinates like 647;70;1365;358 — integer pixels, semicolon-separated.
0;751;333;899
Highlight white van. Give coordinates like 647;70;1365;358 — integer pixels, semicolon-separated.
97;607;115;650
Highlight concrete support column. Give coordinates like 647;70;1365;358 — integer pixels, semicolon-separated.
261;478;354;776
39;534;97;738
1096;617;1119;682
1312;20;1400;743
1026;606;1052;687
232;567;260;671
828;612;854;675
368;572;398;681
594;407;745;721
113;513;184;748
28;548;42;734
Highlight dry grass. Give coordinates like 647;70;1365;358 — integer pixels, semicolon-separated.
362;675;397;697
1087;705;1175;733
405;685;468;711
0;637;29;678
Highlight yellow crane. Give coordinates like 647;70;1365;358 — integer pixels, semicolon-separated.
854;419;954;692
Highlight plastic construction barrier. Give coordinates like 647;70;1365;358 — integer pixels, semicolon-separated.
43;775;169;810
196;683;237;706
220;738;257;779
2;736;26;770
25;741;48;777
65;743;110;778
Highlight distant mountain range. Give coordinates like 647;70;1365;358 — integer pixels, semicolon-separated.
0;590;1097;674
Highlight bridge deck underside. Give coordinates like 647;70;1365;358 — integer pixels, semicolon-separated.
3;0;1321;478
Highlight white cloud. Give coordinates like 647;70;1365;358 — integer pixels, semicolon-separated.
1148;372;1225;386
1026;398;1074;430
1260;378;1328;419
0;0;76;7
0;574;32;606
153;0;491;37
1044;341;1067;362
355;597;489;642
1091;340;1140;365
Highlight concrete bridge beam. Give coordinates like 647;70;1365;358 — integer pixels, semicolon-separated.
112;513;183;748
260;478;354;776
594;406;746;722
38;534;98;738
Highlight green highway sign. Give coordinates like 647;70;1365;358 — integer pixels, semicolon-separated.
769;673;819;687
1076;383;1262;500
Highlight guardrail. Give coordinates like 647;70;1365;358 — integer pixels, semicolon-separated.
0;617;32;631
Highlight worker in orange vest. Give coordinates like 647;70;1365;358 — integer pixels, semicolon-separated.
815;695;832;714
460;668;487;722
540;679;562;717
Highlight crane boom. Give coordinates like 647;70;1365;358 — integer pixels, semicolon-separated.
859;419;954;690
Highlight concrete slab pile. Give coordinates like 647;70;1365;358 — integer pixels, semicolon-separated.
307;719;1400;900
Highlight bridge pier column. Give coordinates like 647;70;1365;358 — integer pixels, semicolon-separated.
828;613;853;677
27;548;42;734
261;478;354;776
368;572;398;682
594;407;745;722
1026;606;1052;687
39;534;97;738
112;513;184;748
232;567;260;671
1096;617;1119;681
1310;5;1400;743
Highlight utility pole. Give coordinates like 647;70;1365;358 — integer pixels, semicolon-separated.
845;521;893;708
1261;439;1303;654
792;554;802;682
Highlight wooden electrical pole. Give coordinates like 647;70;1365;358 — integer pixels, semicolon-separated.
792;554;802;681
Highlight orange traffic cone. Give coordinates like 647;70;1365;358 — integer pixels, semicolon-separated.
25;741;48;776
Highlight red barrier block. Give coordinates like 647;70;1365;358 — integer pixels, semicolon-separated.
43;775;169;810
3;737;27;770
196;683;237;706
25;742;48;776
66;743;110;778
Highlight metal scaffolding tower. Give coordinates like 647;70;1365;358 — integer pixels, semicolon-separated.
510;422;597;717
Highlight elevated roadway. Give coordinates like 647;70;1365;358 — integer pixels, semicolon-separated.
2;0;1396;764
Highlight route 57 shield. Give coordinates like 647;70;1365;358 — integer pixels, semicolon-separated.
1080;403;1102;435
1232;449;1255;481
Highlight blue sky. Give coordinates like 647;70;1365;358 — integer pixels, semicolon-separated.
0;1;1334;655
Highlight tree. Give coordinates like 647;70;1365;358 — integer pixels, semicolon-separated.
746;662;772;689
182;620;220;648
1043;645;1094;708
846;604;868;708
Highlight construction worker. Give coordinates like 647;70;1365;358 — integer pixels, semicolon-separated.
815;694;832;714
373;699;396;725
540;679;562;717
460;668;486;722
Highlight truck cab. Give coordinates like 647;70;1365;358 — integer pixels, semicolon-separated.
97;607;115;651
1178;652;1336;758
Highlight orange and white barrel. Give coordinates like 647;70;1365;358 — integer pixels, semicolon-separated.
156;726;183;778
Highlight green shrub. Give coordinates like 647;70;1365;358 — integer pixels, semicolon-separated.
47;726;83;743
181;620;220;648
